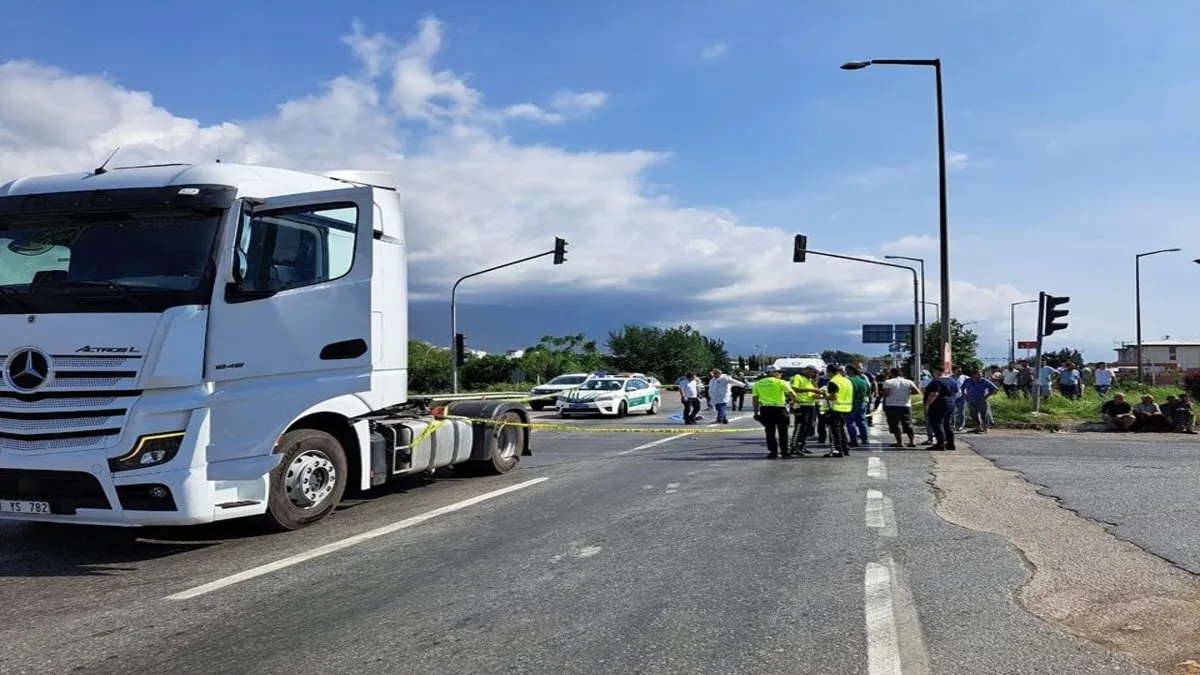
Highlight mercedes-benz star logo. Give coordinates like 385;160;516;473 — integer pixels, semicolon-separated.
5;348;50;393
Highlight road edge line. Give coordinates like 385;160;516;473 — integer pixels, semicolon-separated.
164;477;550;601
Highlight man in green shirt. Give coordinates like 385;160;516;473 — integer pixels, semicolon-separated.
847;365;872;447
752;365;797;459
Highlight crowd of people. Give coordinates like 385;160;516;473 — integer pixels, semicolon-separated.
681;357;1199;456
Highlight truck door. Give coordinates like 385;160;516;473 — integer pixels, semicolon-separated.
206;187;375;386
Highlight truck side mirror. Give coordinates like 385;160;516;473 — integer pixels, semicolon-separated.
231;249;248;286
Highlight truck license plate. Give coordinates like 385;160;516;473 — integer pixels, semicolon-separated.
0;500;51;515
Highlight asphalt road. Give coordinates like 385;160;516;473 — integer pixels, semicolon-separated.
0;404;1158;674
968;431;1200;574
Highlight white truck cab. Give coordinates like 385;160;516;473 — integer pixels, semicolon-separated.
0;162;530;530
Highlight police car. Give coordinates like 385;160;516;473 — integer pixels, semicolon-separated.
527;372;593;411
556;375;661;417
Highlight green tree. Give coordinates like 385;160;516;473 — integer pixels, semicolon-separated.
902;319;982;373
518;333;609;383
461;354;519;390
1041;347;1084;369
704;336;731;372
408;341;452;394
821;350;869;366
607;324;713;382
737;355;747;371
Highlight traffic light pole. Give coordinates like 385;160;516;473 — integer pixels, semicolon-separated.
791;240;922;382
1034;292;1045;413
450;242;566;393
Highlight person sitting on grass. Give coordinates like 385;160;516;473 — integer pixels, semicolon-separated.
1165;394;1198;434
1131;394;1174;432
1100;393;1136;431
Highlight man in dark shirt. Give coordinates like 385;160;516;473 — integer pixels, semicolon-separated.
923;364;959;450
1100;393;1135;431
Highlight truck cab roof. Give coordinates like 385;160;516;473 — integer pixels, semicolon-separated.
0;162;393;201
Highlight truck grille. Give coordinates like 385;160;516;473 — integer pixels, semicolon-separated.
0;353;141;455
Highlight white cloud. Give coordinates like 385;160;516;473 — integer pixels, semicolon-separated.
550;90;608;116
946;151;970;171
881;235;937;255
701;44;728;60
0;16;1036;358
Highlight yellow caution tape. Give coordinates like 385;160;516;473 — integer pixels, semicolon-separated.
441;414;758;435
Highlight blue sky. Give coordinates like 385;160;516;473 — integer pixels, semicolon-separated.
3;1;1200;363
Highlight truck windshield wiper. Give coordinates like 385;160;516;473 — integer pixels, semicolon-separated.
44;280;155;310
0;285;33;311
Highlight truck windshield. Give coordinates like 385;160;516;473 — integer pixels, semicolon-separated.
0;210;221;314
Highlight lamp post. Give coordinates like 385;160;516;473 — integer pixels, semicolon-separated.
842;58;951;372
1009;299;1037;363
885;255;926;327
1135;248;1180;384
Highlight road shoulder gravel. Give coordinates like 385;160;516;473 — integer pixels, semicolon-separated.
933;442;1200;674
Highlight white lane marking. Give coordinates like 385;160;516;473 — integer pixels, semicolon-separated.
865;489;898;537
706;414;747;427
617;434;691;455
865;558;931;675
667;482;680;489
665;489;678;494
165;477;550;601
577;546;602;558
865;560;903;675
868;456;888;479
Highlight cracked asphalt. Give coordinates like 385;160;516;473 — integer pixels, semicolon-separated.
0;409;1188;674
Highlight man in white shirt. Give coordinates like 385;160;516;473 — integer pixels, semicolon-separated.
1093;362;1115;399
1002;362;1019;397
707;369;744;424
1037;364;1057;399
675;373;702;425
880;367;920;447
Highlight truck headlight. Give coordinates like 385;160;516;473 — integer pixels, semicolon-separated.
108;432;186;472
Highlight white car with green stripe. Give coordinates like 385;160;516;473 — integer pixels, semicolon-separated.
556;376;661;417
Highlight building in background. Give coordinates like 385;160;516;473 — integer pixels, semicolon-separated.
1112;339;1200;384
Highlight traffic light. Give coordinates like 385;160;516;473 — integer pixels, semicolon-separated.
793;234;808;263
553;237;568;265
455;333;467;366
1041;294;1070;337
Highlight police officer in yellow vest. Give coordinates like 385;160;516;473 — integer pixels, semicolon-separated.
824;364;854;457
752;365;797;458
788;365;824;455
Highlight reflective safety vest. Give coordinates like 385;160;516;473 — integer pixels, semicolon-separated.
789;374;817;404
829;374;855;413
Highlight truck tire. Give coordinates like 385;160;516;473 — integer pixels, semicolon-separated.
260;428;348;531
458;409;525;476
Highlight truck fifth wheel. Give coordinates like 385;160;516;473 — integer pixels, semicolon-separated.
0;162;531;530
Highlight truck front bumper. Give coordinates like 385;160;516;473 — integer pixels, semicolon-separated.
0;453;222;527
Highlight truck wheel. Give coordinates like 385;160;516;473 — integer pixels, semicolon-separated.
261;429;348;531
461;410;525;476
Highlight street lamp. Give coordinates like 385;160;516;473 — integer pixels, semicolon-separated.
885;255;926;327
1135;247;1181;384
1009;299;1037;363
842;58;951;372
